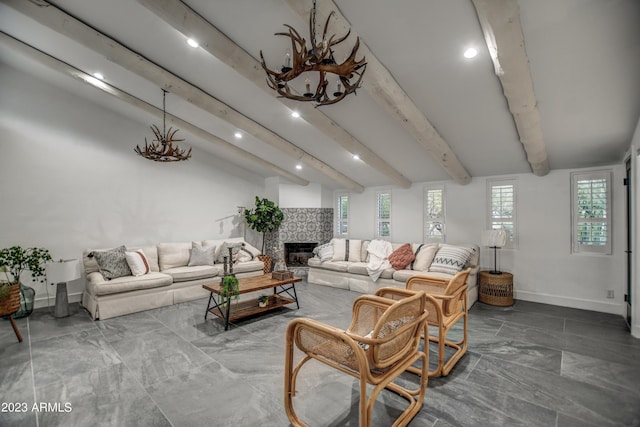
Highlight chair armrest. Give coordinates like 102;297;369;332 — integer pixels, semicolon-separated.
375;287;423;301
287;318;367;369
348;295;395;336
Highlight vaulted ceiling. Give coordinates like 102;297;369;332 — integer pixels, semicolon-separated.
1;0;639;191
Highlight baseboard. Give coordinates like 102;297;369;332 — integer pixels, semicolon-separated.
514;290;625;316
33;291;83;309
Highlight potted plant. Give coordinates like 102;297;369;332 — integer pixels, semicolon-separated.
244;196;284;272
220;275;240;309
258;295;269;308
0;246;52;318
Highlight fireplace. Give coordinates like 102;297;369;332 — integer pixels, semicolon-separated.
284;242;318;267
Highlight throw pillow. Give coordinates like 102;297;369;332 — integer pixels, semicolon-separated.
125;250;150;276
331;239;362;262
429;244;474;275
217;241;244;263
92;245;132;280
412;243;439;271
236;248;254;263
188;242;216;266
388;243;415;270
317;243;334;262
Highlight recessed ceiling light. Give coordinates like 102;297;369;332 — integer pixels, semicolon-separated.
463;48;478;59
291;111;300;118
352;154;360;160
234;132;242;139
187;38;199;48
295;164;302;170
93;72;104;80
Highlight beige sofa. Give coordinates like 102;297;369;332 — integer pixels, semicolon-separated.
81;237;264;320
307;241;480;304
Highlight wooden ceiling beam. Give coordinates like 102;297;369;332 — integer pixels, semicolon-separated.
471;0;550;176
3;0;364;192
137;0;412;189
0;31;311;186
285;0;472;185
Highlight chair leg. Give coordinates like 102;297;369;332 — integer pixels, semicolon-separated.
9;315;23;343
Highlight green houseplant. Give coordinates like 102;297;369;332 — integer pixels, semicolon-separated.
244;196;285;254
258;294;269;308
0;246;51;319
220;275;240;309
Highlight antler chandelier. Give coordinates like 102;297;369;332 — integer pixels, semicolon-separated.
135;89;192;162
260;0;366;106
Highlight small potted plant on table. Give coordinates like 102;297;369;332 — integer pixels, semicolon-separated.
258;295;269;308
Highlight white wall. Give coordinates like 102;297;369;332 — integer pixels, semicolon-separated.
0;64;267;306
629;117;640;337
341;167;627;316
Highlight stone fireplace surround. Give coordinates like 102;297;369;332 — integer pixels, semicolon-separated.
265;208;333;276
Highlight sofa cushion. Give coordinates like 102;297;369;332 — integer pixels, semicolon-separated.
158;242;191;270
346;262;369;275
162;265;221;282
316;261;349;272
92;245;132;280
87;271;173;296
188;242;215;266
125;250;150;276
313;242;334;262
230;259;264;274
388;243;415;270
411;243;439;271
392;269;453;283
430;244;475;275
128;245;160;272
308;257;323;267
361;241;370;263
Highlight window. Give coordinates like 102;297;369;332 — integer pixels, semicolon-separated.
376;191;391;238
424;184;445;242
571;170;612;254
487;179;517;248
335;193;349;236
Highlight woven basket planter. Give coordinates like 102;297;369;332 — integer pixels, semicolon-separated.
257;255;272;274
0;284;21;317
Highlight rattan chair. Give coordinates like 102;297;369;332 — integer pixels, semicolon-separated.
403;269;470;377
284;288;429;427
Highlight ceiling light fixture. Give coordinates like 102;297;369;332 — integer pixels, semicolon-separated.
135;89;192;162
291;111;300;118
187;38;199;48
295;164;303;170
352;154;360;160
93;72;104;80
464;47;478;59
260;0;367;106
234;132;242;139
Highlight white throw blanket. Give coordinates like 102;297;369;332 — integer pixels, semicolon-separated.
366;239;393;282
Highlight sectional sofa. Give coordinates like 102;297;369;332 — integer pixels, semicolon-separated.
81;237;264;320
308;240;480;304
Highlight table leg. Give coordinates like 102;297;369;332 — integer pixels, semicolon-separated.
224;298;231;331
9;316;23;343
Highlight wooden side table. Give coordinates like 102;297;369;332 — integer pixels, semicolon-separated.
479;271;514;306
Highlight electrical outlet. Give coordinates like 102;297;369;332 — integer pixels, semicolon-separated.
606;290;614;299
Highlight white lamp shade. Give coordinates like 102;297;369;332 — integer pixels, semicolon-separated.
46;259;81;283
481;229;507;248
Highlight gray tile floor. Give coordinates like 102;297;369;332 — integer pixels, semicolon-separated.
1;281;639;426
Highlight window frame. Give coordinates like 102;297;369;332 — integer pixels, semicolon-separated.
423;184;445;243
375;190;392;239
335;193;349;237
571;170;612;255
487;178;518;249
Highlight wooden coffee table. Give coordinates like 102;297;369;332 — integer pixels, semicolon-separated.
203;274;301;330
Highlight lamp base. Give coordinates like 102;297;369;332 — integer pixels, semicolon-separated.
54;282;70;318
488;270;503;275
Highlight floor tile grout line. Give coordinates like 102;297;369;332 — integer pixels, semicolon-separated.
93;315;177;427
26;317;39;427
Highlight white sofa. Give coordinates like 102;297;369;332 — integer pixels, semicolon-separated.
307;240;480;304
81;237;264;320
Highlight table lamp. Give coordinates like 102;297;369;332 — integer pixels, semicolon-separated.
46;259;81;318
481;229;507;275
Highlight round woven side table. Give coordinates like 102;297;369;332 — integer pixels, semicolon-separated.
479;271;514;306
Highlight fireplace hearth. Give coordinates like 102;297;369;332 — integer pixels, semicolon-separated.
284;242;318;267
